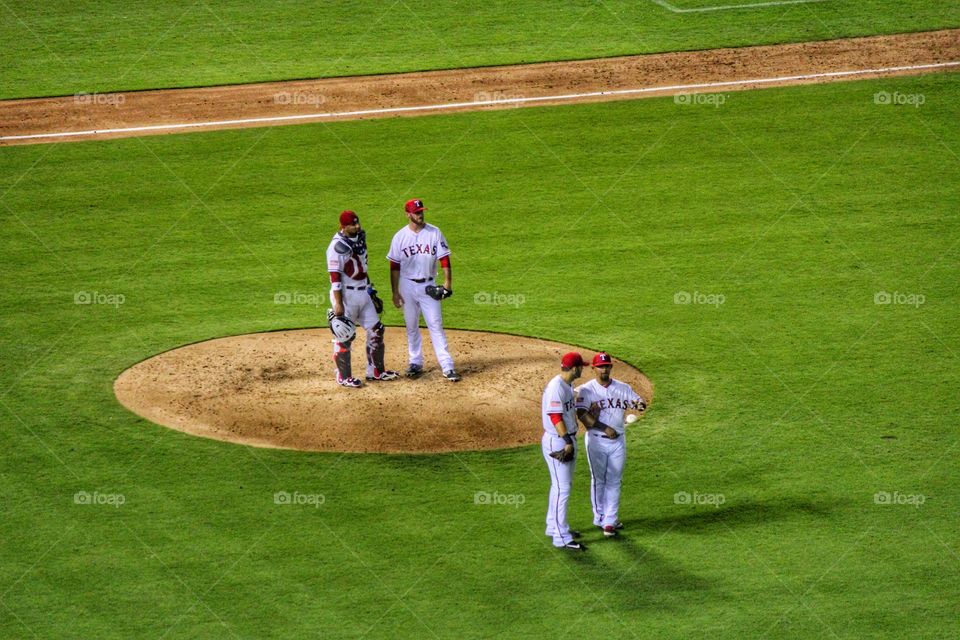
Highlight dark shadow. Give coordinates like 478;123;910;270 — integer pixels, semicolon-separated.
621;497;833;534
559;535;717;611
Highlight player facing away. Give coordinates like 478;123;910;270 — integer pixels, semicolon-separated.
387;198;460;382
542;352;587;551
576;352;647;536
326;210;399;388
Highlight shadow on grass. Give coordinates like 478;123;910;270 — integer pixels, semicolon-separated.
561;535;716;611
622;497;833;534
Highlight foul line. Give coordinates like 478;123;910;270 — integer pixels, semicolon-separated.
650;0;828;13
2;61;959;143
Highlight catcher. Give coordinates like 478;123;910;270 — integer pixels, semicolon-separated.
326;210;399;388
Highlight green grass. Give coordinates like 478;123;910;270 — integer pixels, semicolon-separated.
1;0;958;98
1;73;959;638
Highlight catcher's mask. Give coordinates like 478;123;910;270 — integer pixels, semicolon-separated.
327;310;357;342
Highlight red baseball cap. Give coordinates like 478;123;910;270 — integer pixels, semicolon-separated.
592;352;614;367
405;198;426;213
561;352;585;369
339;210;359;226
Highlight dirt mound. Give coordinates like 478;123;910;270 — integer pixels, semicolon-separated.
113;328;653;453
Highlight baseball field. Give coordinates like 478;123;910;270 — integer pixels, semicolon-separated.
2;2;959;638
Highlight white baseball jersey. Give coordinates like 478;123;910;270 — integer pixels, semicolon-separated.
386;224;450;280
326;232;369;288
575;379;645;435
542;375;578;434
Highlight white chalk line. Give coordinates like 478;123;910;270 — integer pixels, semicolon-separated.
2;60;958;143
651;0;828;13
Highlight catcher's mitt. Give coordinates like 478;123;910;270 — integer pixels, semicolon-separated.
326;309;356;343
368;285;384;314
425;284;453;301
549;447;575;463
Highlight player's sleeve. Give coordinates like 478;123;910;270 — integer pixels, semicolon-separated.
544;380;565;419
437;230;451;259
574;385;592;411
326;243;344;290
386;234;402;263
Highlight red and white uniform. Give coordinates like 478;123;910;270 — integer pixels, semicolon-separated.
387;223;454;371
326;231;380;375
541;374;579;547
575;379;646;528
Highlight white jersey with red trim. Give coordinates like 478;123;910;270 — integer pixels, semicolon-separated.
326;231;369;288
575;378;645;435
541;375;578;434
386;223;450;280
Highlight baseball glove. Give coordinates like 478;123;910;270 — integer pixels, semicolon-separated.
549;448;575;463
368;285;384;314
425;284;453;301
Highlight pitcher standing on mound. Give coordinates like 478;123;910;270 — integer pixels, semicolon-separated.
387;198;460;382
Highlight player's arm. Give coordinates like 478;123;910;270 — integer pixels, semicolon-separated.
439;256;452;291
327;247;345;316
389;261;402;307
630;388;648;412
549;413;575;457
438;233;452;291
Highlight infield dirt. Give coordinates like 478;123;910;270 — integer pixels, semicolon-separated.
114;328;654;454
1;29;958;145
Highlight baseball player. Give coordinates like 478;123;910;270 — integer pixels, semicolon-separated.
387;198;460;381
576;352;647;536
542;352;587;551
326;210;399;388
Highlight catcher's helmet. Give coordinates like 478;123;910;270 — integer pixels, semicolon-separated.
327;310;356;342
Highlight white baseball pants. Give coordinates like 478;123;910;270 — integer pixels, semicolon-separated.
584;432;626;527
399;278;453;371
543;432;578;547
330;288;381;376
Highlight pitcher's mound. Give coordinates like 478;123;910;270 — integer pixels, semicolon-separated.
114;328;653;453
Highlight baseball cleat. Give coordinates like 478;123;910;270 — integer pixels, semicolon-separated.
561;541;587;551
404;364;423;379
603;525;618;538
366;369;399;381
336;375;363;388
596;521;624;531
442;369;462;382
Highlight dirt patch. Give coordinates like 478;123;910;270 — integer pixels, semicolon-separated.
113;328;654;454
2;30;958;145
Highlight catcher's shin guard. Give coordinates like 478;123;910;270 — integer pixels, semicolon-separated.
333;338;353;379
367;322;386;371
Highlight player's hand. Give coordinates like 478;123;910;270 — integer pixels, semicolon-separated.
603;427;618;439
392;291;404;308
334;301;344;317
